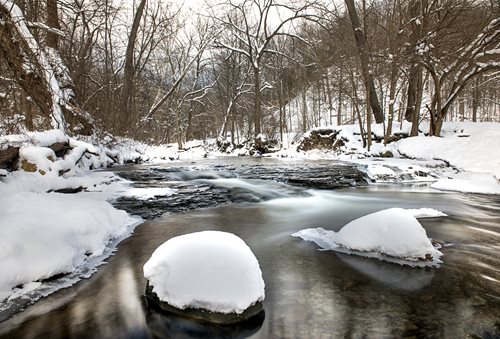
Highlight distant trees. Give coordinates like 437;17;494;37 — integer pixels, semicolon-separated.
0;0;498;142
211;0;316;137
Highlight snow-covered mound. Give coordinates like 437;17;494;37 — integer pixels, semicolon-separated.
292;208;443;266
0;190;141;302
143;231;265;314
397;122;500;177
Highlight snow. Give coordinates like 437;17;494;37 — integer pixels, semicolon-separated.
143;231;265;314
119;187;177;200
396;122;500;178
292;208;443;266
0;189;141;302
0;129;67;149
0;140;153;306
431;172;500;195
266;121;500;195
407;208;448;218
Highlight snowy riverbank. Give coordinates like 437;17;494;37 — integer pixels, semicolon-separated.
270;122;500;195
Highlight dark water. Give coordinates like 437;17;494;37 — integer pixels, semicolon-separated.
1;159;499;338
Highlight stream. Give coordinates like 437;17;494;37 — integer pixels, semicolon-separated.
0;158;499;338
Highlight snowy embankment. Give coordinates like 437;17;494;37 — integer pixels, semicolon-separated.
0;130;160;308
0;130;215;307
292;208;444;267
0;170;144;308
396;122;500;194
268;122;500;195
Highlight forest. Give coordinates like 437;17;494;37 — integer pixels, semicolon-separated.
0;0;499;149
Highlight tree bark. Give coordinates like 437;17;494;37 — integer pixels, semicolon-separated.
0;3;61;129
404;0;424;136
46;0;60;49
337;72;343;126
253;66;262;136
120;0;147;134
344;0;384;124
385;59;398;143
301;86;308;133
472;77;480;122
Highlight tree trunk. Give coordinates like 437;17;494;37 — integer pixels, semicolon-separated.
385;59;398;143
410;70;423;136
344;0;384;124
472;77;480;122
350;71;366;148
2;3;62;132
253;66;262;136
278;80;285;146
301;86;308;133
120;0;147;135
337;72;343;126
46;0;60;49
404;0;424;136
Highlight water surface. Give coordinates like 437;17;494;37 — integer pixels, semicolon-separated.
0;159;499;338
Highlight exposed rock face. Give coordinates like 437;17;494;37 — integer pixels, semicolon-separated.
145;282;264;324
297;128;346;152
20;159;38;173
0;147;20;170
252;134;270;154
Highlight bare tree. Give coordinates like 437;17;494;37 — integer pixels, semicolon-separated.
119;0;147;134
212;0;315;137
420;16;500;135
344;0;384;125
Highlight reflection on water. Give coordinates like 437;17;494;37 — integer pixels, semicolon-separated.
336;253;435;290
146;304;265;339
0;162;499;338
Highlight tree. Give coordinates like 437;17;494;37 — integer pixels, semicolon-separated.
212;0;315;137
419;13;500;135
119;0;147;134
344;0;384;125
0;0;92;134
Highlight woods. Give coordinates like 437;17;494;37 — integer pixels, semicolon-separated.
0;0;499;145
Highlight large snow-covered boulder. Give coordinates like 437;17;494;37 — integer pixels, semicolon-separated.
143;231;265;323
292;208;443;266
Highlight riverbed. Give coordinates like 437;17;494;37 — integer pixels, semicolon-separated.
0;158;499;338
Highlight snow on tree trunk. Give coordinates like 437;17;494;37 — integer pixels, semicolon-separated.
0;1;93;134
0;1;65;130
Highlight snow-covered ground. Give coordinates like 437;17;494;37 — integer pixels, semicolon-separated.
292;208;444;267
267;122;500;195
0;169;147;310
143;231;265;314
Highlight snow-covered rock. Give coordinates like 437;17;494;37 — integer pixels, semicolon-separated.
143;231;265;318
292;208;443;266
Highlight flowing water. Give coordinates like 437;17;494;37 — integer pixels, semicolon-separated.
0;158;499;338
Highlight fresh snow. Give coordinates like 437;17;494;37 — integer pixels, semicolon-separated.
143;231;265;314
265;122;500;195
397;122;500;178
292;208;443;266
431;172;500;195
0;189;141;302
